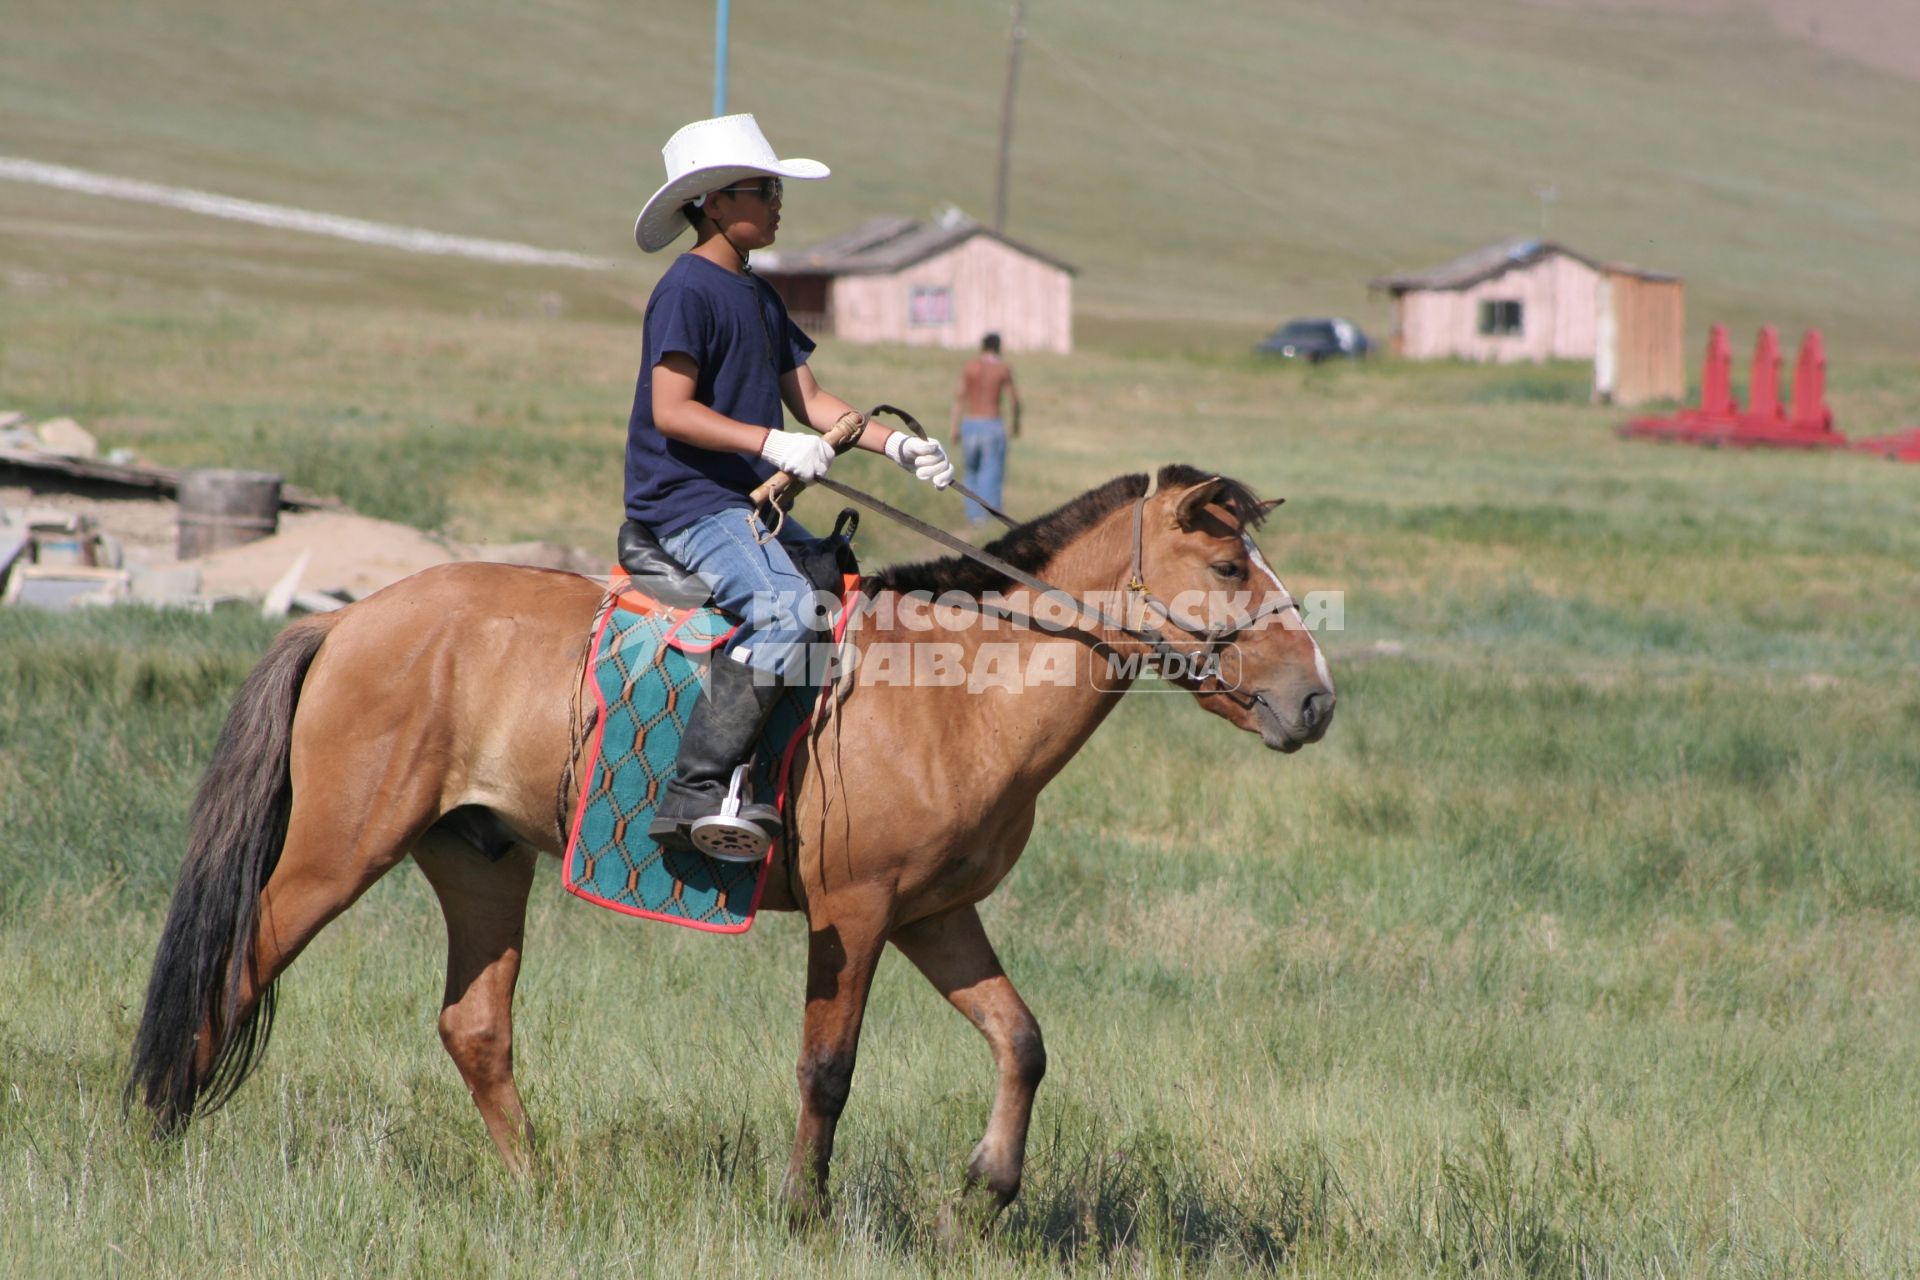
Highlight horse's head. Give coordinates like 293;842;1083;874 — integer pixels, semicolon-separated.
1123;471;1335;753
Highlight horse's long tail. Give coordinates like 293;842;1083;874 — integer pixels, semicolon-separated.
127;613;340;1135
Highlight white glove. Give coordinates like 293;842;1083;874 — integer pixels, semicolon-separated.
759;429;836;483
885;432;955;489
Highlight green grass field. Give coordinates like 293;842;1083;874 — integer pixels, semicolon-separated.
4;329;1917;1274
4;0;1920;1274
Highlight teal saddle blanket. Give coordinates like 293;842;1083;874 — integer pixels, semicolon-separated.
561;598;820;932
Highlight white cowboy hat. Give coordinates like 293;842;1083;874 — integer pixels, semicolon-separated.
633;113;830;253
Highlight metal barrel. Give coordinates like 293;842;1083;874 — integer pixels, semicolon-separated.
176;468;282;559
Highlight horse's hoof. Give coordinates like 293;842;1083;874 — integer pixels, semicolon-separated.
935;1203;965;1252
780;1179;830;1232
939;1180;1006;1247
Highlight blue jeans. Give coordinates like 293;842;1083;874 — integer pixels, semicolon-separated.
661;509;830;682
959;418;1007;524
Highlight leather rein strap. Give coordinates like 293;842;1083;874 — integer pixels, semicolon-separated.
750;406;1301;701
865;403;1018;530
810;474;1299;703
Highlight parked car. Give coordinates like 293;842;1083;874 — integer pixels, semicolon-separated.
1256;317;1371;362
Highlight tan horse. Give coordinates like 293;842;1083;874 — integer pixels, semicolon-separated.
127;465;1334;1225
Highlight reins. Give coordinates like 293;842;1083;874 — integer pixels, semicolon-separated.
768;424;1304;900
780;417;1302;702
865;404;1018;530
739;404;1302;700
752;404;1016;539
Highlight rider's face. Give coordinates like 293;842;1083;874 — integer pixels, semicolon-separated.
706;177;783;250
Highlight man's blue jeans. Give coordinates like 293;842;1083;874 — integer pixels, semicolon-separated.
959;417;1007;524
660;509;829;682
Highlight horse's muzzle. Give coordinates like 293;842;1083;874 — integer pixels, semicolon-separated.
1254;686;1335;753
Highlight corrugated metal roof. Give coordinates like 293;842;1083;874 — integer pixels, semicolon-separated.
760;214;1076;277
1370;238;1678;292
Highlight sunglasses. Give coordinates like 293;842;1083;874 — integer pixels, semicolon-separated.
712;176;783;203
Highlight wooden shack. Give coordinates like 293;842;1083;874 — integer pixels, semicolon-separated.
1371;239;1685;405
757;214;1075;355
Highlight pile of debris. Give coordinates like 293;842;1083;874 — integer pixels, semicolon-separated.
1;411;604;615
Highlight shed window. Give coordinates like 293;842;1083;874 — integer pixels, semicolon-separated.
1478;299;1523;336
908;286;953;327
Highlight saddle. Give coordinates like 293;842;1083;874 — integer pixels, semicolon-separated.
561;512;860;932
615;520;712;609
614;513;860;612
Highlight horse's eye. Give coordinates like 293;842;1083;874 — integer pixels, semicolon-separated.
1212;561;1247;580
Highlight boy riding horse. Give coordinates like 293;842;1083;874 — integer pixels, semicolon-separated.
625;114;954;858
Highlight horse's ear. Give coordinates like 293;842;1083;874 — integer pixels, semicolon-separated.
1171;477;1230;531
1259;497;1286;515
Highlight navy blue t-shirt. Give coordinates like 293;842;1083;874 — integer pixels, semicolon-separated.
624;254;817;536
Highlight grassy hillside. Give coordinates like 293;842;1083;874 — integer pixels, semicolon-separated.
4;0;1920;353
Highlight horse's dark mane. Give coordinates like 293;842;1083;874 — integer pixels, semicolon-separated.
868;463;1270;597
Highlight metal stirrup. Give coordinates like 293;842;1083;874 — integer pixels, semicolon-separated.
690;763;774;862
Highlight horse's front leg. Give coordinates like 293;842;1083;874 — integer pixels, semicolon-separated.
781;889;893;1224
891;904;1046;1235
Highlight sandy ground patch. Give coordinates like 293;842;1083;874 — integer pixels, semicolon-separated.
179;510;464;600
3;482;601;603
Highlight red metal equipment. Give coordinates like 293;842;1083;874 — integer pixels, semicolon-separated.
1848;429;1920;463
1699;324;1736;417
1748;326;1784;423
1621;325;1851;453
1791;329;1833;435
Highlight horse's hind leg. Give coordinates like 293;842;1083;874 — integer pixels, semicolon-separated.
413;838;539;1174
188;798;428;1090
891;904;1046;1234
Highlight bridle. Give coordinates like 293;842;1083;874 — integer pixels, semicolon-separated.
760;427;1313;906
1124;486;1299;650
809;453;1303;708
1118;489;1302;709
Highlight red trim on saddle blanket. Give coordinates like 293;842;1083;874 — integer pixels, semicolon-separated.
605;566;738;653
563;573;860;932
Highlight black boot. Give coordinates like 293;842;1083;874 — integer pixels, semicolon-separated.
649;654;786;860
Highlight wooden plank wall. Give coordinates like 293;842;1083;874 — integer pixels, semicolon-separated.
1609;276;1686;405
1397;254;1602;362
829;237;1072;354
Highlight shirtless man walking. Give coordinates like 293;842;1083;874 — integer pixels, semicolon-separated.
950;332;1022;526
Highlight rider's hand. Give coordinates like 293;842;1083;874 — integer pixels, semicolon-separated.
759;429;836;483
885;432;955;490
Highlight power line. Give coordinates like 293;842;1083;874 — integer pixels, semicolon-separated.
993;0;1027;233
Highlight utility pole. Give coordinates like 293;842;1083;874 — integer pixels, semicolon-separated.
993;0;1026;233
714;0;731;116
